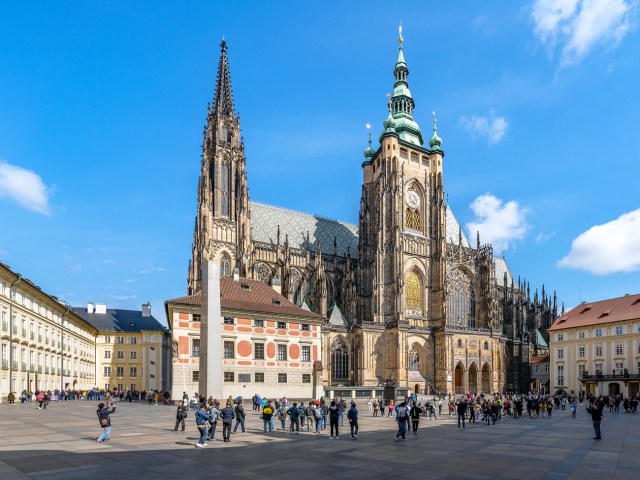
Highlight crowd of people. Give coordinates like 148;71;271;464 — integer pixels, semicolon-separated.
6;388;172;404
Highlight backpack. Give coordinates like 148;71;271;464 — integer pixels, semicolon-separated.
398;408;407;419
313;407;322;420
37;393;44;402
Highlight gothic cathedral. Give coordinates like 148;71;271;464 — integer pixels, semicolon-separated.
187;37;558;395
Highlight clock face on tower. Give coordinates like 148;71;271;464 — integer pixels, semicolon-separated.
405;190;420;210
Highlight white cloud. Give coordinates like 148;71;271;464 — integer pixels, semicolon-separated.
535;231;555;244
0;161;51;216
531;0;636;65
459;111;508;144
466;194;529;253
559;209;640;274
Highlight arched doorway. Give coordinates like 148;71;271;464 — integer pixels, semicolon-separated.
414;383;422;394
454;363;463;394
481;364;491;393
609;383;620;396
468;363;478;393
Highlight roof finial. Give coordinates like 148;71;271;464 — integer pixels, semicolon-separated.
398;22;403;44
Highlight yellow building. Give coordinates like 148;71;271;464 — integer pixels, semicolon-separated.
548;294;640;398
72;303;172;393
1;262;98;401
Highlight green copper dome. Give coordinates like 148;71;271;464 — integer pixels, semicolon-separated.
383;104;397;131
364;133;375;159
429;119;442;150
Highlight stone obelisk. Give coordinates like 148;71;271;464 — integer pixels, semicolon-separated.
199;261;222;398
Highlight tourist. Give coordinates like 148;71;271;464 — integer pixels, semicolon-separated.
570;398;577;418
96;402;116;443
313;402;323;433
298;402;307;430
367;400;373;412
233;399;246;433
320;400;329;430
372;400;379;417
388;399;395;417
220;401;235;442
207;400;220;441
328;400;340;439
288;401;301;434
438;399;443;416
338;398;347;426
174;400;188;432
586;400;604;439
348;402;359;439
409;401;421;434
380;399;386;417
457;397;467;429
278;402;288;430
7;392;15;405
195;404;211;447
262;401;274;433
395;402;409;441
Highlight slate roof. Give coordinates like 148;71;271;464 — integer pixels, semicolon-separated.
494;258;514;286
548;294;640;331
166;277;323;321
536;329;549;348
71;307;168;333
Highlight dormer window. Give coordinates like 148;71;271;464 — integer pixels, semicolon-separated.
272;300;281;306
241;284;250;291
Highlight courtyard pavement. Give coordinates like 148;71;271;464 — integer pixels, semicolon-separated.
0;399;637;479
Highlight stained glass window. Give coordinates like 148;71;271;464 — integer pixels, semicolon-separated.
408;347;419;371
406;208;420;230
331;337;349;380
220;160;230;217
406;272;421;308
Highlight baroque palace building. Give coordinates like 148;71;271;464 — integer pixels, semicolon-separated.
179;35;559;396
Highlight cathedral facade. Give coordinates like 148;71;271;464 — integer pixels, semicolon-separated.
186;37;558;396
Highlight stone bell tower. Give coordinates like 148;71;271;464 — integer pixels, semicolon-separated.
188;40;252;294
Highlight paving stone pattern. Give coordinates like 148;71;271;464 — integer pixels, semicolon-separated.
0;400;638;479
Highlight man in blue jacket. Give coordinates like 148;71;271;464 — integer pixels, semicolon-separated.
219;401;236;442
195;404;211;447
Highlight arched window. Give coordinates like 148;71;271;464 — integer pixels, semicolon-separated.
331;338;349;380
220;255;231;277
446;268;476;327
220;160;230;217
483;341;489;350
406;271;421;308
408;347;419;371
255;263;272;284
406;208;420;230
457;339;463;348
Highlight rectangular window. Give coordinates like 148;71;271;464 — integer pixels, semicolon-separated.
557;349;564;359
130;384;136;391
301;345;311;362
192;371;199;382
595;345;602;356
578;364;585;377
223;317;235;325
578;331;585;339
578;347;585;358
253;319;264;328
238;373;251;383
301;323;310;331
278;373;287;383
637;361;640;374
302;374;311;383
535;365;540;373
595;329;602;337
255;372;264;383
637;342;640;355
595;363;602;374
557;366;564;386
104;351;111;359
130;337;137;344
192;314;201;323
117;336;124;344
192;339;200;357
545;364;549;373
277;321;286;329
277;344;287;361
117;350;124;359
615;326;623;335
117;384;123;391
224;372;234;382
130;351;137;360
254;343;264;360
224;341;235;359
103;366;111;376
615;362;624;374
116;366;124;377
130;367;137;377
104;336;111;343
616;344;623;355
558;334;564;341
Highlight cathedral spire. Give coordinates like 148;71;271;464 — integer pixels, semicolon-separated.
212;39;235;117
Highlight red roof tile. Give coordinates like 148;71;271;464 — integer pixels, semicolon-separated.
530;355;549;364
548;293;640;331
166;277;323;320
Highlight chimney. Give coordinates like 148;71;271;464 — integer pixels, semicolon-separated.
95;303;107;314
271;277;282;295
142;303;151;317
233;267;239;282
87;302;95;314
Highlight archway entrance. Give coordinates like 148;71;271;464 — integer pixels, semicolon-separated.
414;383;422;395
609;383;620;396
454;363;463;394
468;363;478;393
481;364;491;393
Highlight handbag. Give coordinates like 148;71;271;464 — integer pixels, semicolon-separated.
100;418;109;427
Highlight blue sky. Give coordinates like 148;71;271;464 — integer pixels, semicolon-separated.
1;1;639;325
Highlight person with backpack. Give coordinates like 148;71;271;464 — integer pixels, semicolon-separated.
409;401;421;434
347;402;359;439
288;402;301;433
328;400;340;439
298;402;307;430
278;403;288;430
313;403;323;433
219;401;235;442
233;399;246;433
395;402;409;441
96;402;116;443
207;401;220;441
195;404;212;447
320;401;329;430
372;400;379;417
174;400;188;432
262;401;274;433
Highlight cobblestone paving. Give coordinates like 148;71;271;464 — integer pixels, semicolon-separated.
0;400;637;479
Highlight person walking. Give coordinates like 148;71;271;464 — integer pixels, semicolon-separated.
328;400;340;439
220;401;235;442
587;400;604;439
233;399;246;433
195;404;211;447
313;403;323;433
96;402;116;443
409;402;421;434
395;402;409;441
207;401;220;441
278;403;288;431
338;398;347;426
298;402;307;431
347;402;359;439
438;399;443;416
174;400;188;431
262;401;274;433
457;397;467;429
